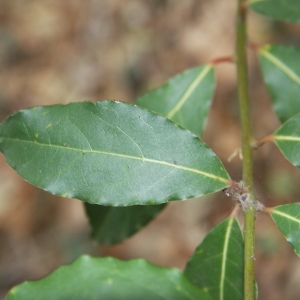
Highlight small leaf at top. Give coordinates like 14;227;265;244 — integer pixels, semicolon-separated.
258;45;300;123
248;0;300;23
5;256;212;300
273;113;300;167
0;101;230;206
84;202;166;244
184;217;244;300
268;203;300;256
136;65;215;137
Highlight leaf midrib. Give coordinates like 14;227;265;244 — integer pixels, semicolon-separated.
274;135;300;142
272;209;300;224
2;137;230;184
166;65;213;119
260;48;300;86
219;217;234;300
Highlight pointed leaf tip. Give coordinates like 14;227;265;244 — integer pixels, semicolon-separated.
85;203;166;244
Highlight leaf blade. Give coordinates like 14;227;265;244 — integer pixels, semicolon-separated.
6;256;212;300
0;101;230;206
85;203;166;244
248;0;300;23
269;203;300;256
136;65;215;136
258;45;300;123
273;113;300;167
184;217;244;300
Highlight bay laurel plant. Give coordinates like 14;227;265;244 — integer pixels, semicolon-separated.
2;1;300;299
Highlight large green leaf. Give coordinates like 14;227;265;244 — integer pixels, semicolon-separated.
273;113;300;167
248;0;300;23
0;101;230;206
184;217;244;300
6;255;212;300
136;65;215;137
85;202;166;244
92;65;215;243
258;45;300;123
268;203;300;256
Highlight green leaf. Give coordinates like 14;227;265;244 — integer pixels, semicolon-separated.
85;203;166;244
268;203;300;256
248;0;300;23
184;217;244;300
136;65;215;137
105;64;216;242
6;255;212;300
273;113;300;167
0;101;230;206
258;45;300;123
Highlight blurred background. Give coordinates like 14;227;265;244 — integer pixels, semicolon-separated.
0;0;300;299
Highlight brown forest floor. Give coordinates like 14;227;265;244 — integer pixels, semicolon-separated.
1;1;300;299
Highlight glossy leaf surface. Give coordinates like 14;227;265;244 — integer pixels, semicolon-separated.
273;113;300;167
248;0;300;23
269;203;300;256
95;64;216;242
136;65;215;137
85;203;166;244
6;256;212;300
184;217;244;300
258;45;300;123
0;101;230;206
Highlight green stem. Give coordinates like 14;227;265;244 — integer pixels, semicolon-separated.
236;1;256;299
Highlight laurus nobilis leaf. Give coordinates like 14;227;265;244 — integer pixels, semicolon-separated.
84;202;166;244
273;113;300;167
90;65;216;243
248;0;300;23
6;256;212;300
184;217;244;300
268;203;300;256
136;65;215;137
0;101;230;206
258;45;300;123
